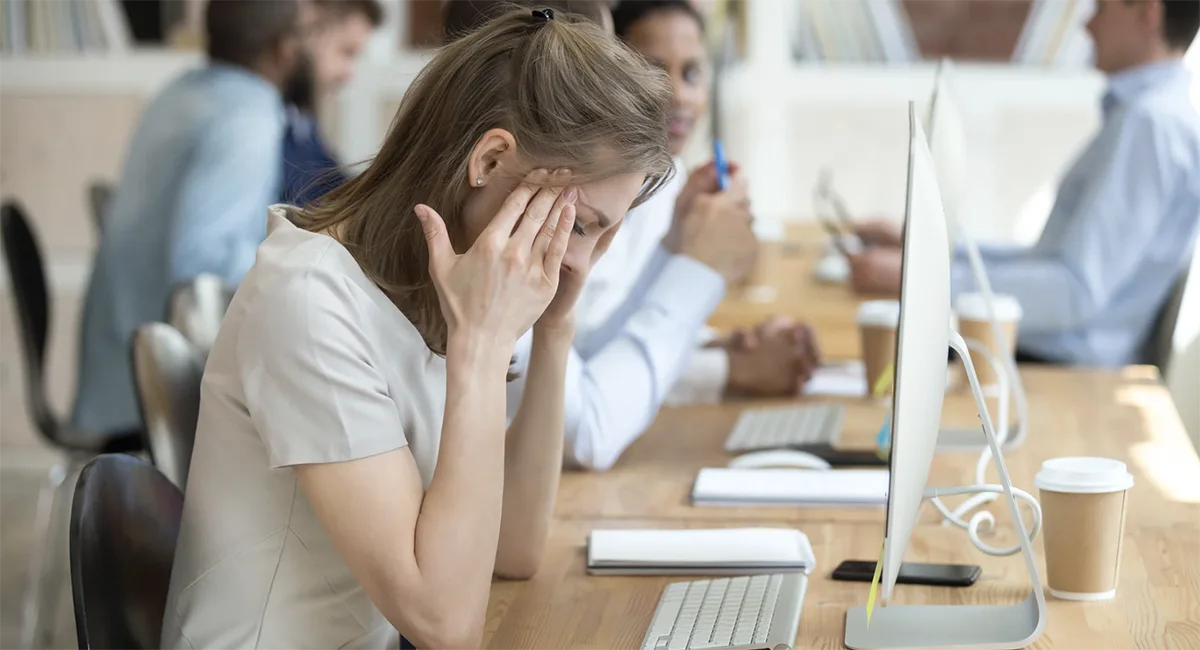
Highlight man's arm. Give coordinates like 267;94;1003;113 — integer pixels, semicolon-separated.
952;109;1183;333
170;112;283;286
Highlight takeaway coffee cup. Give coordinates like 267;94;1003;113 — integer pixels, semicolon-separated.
857;300;899;396
1035;457;1134;601
955;293;1022;387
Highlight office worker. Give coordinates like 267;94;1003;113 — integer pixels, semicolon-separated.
281;0;383;206
850;0;1200;368
161;10;673;649
498;0;821;471
73;0;316;439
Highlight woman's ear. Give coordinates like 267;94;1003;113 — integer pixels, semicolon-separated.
467;128;519;188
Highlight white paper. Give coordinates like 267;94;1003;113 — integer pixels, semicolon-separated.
804;361;867;397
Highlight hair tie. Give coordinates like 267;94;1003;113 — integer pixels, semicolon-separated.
532;8;554;22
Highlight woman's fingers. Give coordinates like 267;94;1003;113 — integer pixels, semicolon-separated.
416;204;455;277
515;173;567;247
541;204;575;279
483;170;547;240
532;186;577;260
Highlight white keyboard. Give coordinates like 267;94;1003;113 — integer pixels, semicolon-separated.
640;574;807;650
724;404;845;453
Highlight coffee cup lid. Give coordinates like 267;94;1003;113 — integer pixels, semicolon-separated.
1034;457;1133;494
955;293;1023;322
858;300;900;328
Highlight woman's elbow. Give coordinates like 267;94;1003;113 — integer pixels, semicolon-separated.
493;554;542;580
404;611;483;649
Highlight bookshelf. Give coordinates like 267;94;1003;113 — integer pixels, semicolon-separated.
1;0;134;55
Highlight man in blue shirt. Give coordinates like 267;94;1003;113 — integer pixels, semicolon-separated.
281;0;382;206
850;0;1200;368
73;0;318;436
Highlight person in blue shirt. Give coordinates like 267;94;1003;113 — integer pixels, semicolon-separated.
849;0;1200;368
73;0;318;437
280;0;382;206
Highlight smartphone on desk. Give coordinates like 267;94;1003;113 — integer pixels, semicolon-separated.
832;560;981;587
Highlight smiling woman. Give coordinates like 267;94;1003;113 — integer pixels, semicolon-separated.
613;0;709;156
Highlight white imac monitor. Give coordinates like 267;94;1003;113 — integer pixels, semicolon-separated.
926;59;967;252
880;103;953;603
844;103;1046;650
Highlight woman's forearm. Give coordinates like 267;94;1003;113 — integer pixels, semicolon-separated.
411;332;513;643
494;324;572;578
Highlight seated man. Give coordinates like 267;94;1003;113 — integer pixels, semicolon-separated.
850;0;1200;368
74;0;316;436
445;0;822;471
281;0;382;206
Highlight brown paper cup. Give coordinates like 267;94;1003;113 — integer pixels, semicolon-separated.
955;293;1022;388
1035;457;1134;601
857;301;899;397
958;318;1017;387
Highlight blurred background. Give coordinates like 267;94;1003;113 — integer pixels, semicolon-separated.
0;0;1197;646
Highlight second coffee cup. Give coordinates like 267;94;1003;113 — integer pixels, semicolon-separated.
857;300;900;397
955;292;1022;387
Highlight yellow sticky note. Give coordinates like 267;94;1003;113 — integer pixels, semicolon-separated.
866;542;885;626
872;360;895;398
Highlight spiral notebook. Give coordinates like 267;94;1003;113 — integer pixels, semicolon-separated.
586;528;816;576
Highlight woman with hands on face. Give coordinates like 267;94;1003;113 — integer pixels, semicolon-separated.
160;11;673;650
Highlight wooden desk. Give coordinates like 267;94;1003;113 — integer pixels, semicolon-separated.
485;223;1200;648
558;366;1200;531
710;224;877;360
504;366;1200;647
485;516;1200;649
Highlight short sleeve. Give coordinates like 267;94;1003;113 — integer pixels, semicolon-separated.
236;266;408;468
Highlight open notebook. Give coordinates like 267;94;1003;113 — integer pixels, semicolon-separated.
587;528;816;576
692;468;890;507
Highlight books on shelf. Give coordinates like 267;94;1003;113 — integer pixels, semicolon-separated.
1;0;130;55
1012;0;1095;67
793;0;918;64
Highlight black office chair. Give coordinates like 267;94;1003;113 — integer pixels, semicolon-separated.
1140;270;1190;376
1;200;143;648
87;182;114;235
69;454;183;650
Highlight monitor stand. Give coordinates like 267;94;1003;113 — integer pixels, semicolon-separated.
844;331;1047;650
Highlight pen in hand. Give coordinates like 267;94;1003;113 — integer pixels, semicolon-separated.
713;140;731;192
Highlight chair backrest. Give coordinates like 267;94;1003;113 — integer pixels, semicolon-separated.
1;200;58;441
167;274;233;356
132;323;204;489
70;454;183;650
87;182;114;234
1144;271;1190;374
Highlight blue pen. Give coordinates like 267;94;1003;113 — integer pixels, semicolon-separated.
713;139;730;191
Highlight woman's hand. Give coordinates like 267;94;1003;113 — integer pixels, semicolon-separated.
417;170;577;349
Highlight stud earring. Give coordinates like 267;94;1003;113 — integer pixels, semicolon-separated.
475;177;484;186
